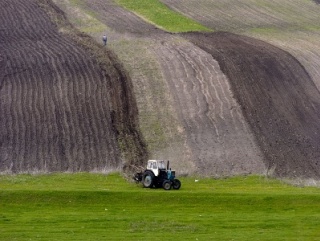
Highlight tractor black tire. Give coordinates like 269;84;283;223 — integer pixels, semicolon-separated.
173;179;181;190
142;171;155;188
162;180;172;190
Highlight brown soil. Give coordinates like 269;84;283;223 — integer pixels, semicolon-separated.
160;0;320;93
182;32;320;178
0;0;147;173
79;0;320;178
75;0;266;176
2;0;320;179
150;36;266;176
83;0;163;36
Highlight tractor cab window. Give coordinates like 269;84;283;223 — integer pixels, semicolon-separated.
158;161;166;169
152;162;157;169
147;162;153;169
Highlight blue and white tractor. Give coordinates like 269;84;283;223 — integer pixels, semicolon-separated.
133;160;181;190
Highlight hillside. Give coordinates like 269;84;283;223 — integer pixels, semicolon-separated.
0;0;147;172
1;0;320;179
53;0;320;178
161;0;320;91
182;32;320;178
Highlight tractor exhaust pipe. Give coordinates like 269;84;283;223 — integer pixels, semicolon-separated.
167;160;170;170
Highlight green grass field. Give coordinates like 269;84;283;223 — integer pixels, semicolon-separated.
115;0;211;32
1;173;320;240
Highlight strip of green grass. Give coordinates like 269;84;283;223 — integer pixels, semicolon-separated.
1;173;319;240
115;0;211;33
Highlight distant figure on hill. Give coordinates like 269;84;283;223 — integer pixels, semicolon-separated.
102;34;107;46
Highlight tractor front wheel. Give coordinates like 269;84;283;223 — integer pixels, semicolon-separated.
142;171;154;188
162;180;172;190
173;179;181;190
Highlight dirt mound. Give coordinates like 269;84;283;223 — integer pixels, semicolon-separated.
183;32;320;178
0;0;147;173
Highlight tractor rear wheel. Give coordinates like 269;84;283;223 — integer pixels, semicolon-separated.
162;180;172;190
142;171;154;188
173;179;181;190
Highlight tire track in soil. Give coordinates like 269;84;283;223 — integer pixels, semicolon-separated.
161;0;320;91
153;39;265;176
53;0;320;178
71;0;266;175
54;0;193;173
183;32;320;178
161;0;320;33
0;0;146;173
47;0;147;171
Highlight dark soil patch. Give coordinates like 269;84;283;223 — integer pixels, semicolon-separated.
78;0;266;176
58;0;320;178
0;0;147;173
182;31;320;178
2;0;320;179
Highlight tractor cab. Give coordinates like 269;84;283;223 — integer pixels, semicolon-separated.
146;160;166;176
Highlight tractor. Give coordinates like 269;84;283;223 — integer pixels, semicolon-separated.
133;160;181;190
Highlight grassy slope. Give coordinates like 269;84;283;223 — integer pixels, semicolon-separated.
115;0;211;32
1;173;320;240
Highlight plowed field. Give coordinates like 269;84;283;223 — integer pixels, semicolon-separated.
0;0;146;172
61;0;265;176
161;0;320;91
2;0;320;179
183;32;320;178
